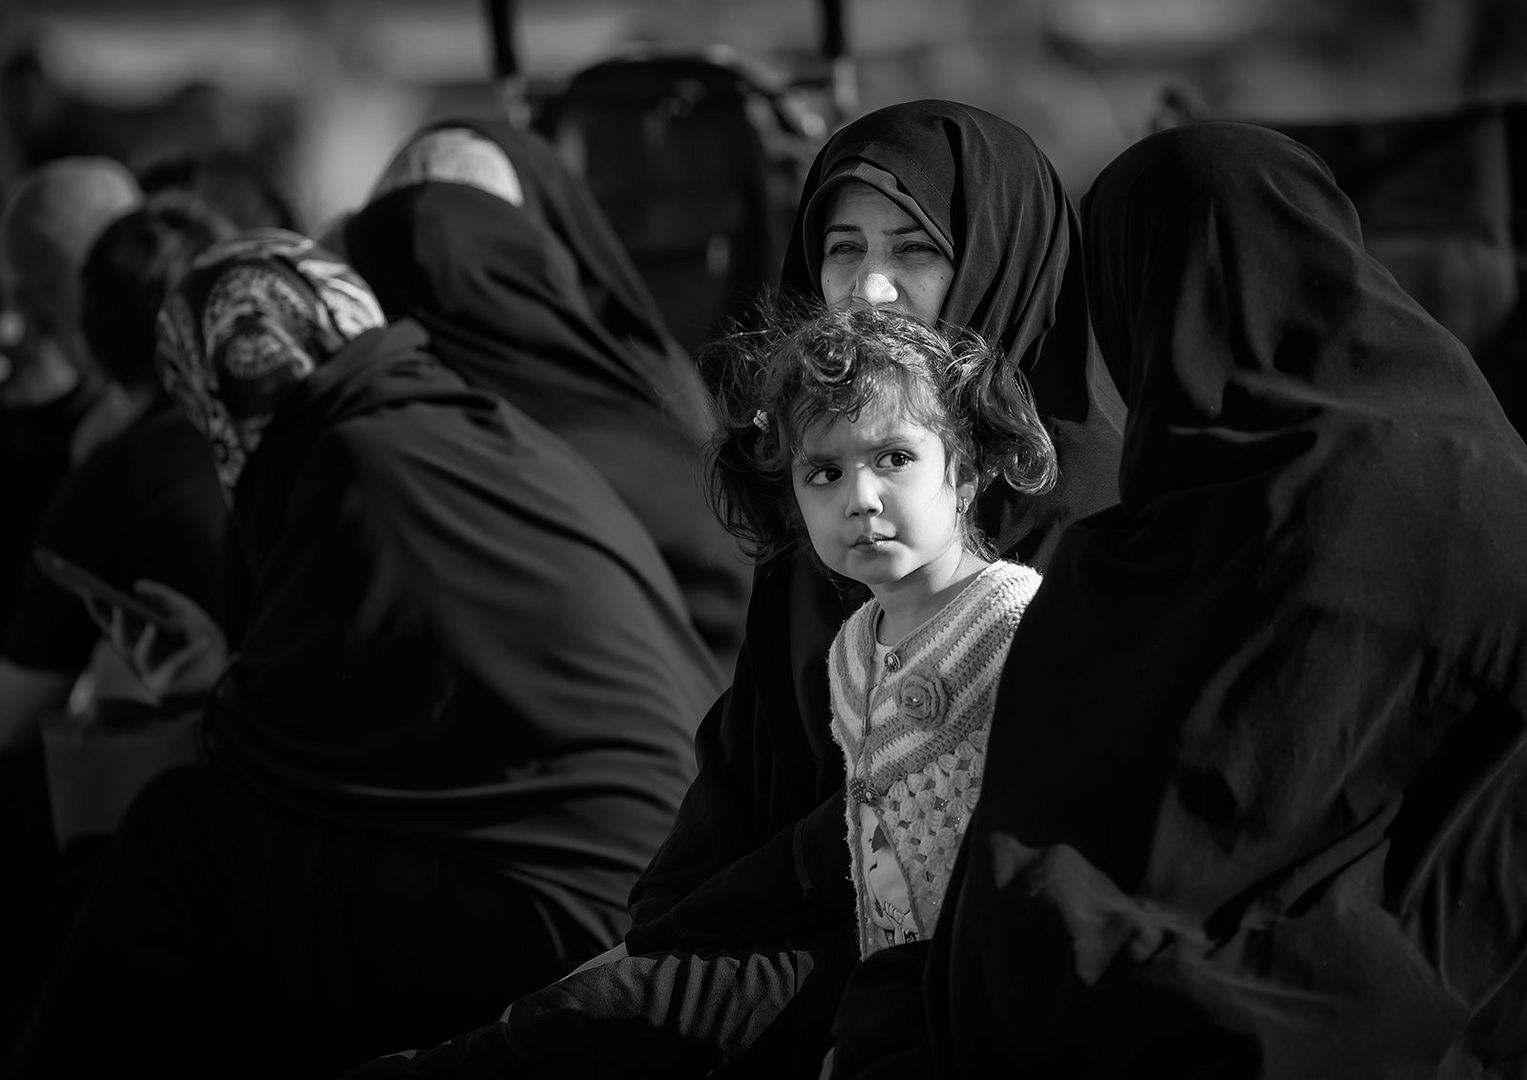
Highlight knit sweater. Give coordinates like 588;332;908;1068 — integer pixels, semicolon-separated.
828;559;1041;958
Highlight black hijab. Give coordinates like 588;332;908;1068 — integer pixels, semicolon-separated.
842;122;1527;1077
341;118;750;671
779;98;1122;564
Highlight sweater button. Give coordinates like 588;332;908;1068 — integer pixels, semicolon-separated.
884;651;900;672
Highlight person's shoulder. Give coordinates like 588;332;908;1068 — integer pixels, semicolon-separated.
986;558;1042;596
982;559;1043;621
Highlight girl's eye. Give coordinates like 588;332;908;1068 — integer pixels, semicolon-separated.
878;450;914;469
804;465;840;487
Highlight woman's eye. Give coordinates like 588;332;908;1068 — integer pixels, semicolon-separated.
823;239;863;258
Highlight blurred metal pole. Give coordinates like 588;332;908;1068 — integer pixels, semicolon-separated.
820;0;858;121
484;0;530;128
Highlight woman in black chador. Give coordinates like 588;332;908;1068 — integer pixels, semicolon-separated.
340;120;751;674
6;231;722;1080
832;121;1527;1079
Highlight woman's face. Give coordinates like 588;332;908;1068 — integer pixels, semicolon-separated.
818;182;953;327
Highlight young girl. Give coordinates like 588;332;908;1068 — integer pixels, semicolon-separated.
707;302;1058;957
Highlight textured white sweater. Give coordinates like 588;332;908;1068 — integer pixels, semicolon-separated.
828;558;1042;958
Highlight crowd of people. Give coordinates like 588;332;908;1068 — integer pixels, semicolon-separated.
0;89;1522;1080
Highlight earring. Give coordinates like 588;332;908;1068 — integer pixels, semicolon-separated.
956;498;968;515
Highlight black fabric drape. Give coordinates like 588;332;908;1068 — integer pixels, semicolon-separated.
341;118;751;672
838;121;1527;1078
7;319;733;1079
209;320;722;943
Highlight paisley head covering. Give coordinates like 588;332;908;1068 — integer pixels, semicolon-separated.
156;228;386;491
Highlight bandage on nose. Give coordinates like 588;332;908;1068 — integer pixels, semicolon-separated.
861;272;898;305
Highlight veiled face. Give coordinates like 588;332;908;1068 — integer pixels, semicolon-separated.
818;182;954;328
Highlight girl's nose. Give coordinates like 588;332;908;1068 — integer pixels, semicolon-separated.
857;270;898;306
846;469;883;517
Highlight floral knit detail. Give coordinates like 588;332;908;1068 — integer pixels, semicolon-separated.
828;560;1041;957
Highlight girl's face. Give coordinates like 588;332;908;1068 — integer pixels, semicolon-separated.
792;396;974;592
819;183;954;328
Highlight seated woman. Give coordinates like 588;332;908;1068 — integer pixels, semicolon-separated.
336;99;1123;1080
830;122;1527;1077
5;230;724;1080
337;120;751;675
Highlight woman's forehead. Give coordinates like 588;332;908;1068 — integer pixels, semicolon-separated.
823;181;923;232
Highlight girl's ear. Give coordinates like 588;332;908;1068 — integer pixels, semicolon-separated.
953;459;979;508
951;455;979;490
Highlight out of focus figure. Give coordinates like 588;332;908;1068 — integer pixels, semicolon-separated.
0;193;232;1058
341;118;752;672
137;148;301;233
0;156;141;627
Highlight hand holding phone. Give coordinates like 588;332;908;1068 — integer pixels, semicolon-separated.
34;548;227;702
35;548;182;640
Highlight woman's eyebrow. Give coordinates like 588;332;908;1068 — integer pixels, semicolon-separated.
822;223;927;237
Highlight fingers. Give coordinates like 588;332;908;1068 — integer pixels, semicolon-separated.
132;621;160;675
142;638;214;701
132;580;206;624
83;596;114;636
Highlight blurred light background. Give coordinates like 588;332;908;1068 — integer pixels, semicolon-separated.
2;0;1523;411
4;0;1522;224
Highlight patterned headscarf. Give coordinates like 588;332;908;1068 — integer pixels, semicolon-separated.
157;228;386;492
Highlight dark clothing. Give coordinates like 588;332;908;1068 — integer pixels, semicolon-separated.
338;100;1125;1080
3;396;227;670
342;117;751;674
13;767;593;1080
834;122;1527;1078
0;382;99;631
6;322;723;1078
213;321;720;940
0;395;226;1059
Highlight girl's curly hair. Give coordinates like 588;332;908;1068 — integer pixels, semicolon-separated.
701;299;1058;564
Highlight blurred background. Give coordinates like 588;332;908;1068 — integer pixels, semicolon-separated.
1;0;1524;416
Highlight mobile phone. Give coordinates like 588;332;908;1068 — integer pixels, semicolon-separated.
33;547;184;641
